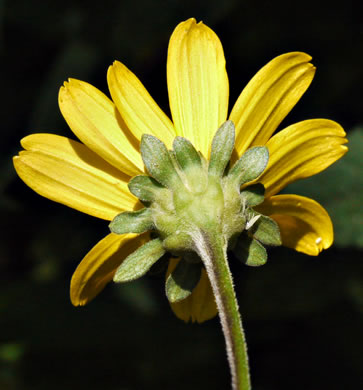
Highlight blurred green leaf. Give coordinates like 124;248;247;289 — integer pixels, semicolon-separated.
115;279;159;315
283;127;363;248
0;343;25;363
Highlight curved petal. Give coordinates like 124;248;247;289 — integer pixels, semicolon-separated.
167;258;218;323
107;61;175;148
59;79;144;177
13;134;139;220
167;18;229;158
71;232;148;306
256;195;333;255
259;119;348;197
230;52;315;155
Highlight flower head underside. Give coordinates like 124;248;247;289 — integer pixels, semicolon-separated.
13;18;348;323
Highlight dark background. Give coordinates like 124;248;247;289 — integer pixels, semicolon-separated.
1;1;362;389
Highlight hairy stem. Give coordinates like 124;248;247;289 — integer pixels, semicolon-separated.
194;228;251;390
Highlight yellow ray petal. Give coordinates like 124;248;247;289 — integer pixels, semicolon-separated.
256;195;333;255
14;134;139;220
71;232;148;306
230;52;315;155
107;61;175;149
167;18;229;158
167;258;218;323
259;119;348;197
59;79;143;177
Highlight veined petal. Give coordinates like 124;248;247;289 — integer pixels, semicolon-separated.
259;119;348;197
256;195;333;255
167;18;229;158
59;79;143;177
107;61;175;148
230;52;315;155
71;232;148;306
13;134;139;220
167;258;218;323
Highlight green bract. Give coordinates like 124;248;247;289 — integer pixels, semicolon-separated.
166;259;201;302
113;238;165;282
110;121;281;302
109;208;153;234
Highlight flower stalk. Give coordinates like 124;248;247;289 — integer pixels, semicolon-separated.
194;227;250;390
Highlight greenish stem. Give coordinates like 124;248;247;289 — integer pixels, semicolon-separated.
194;227;251;390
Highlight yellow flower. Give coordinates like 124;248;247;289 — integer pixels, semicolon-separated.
13;18;347;323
